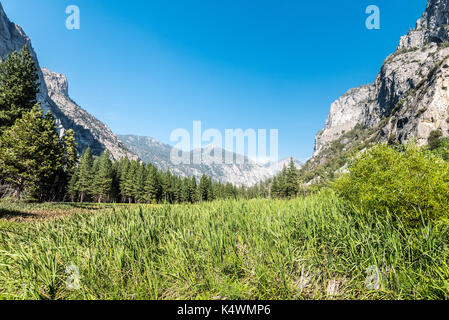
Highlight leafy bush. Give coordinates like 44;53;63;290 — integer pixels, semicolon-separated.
428;130;443;150
333;144;449;226
431;137;449;161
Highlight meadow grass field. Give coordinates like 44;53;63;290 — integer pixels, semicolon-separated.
0;192;448;300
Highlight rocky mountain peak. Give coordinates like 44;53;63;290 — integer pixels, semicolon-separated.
313;0;449;165
41;68;137;161
41;68;69;96
418;0;449;30
399;0;449;49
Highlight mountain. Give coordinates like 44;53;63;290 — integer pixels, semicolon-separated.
41;68;136;160
309;0;449;176
118;135;302;186
0;2;135;160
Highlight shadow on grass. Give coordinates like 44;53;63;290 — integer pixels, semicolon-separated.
0;208;37;220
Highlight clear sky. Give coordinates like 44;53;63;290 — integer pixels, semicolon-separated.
2;0;427;161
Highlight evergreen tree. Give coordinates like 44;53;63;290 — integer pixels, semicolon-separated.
76;148;94;203
118;158;131;202
180;178;190;203
0;45;40;132
0;104;63;200
198;175;213;201
145;164;160;204
271;176;280;199
132;163;146;203
110;163;121;203
123;160;138;203
62;129;78;177
67;171;79;202
161;170;173;203
285;158;299;198
93;151;113;203
49;129;78;201
189;177;198;203
278;166;288;198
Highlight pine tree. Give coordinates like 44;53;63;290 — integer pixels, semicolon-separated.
189;177;198;203
122;160;138;203
161;170;173;203
132;163;146;203
285;158;299;198
0;45;40;132
0;104;63;200
118;158;131;202
180;178;189;203
145;165;160;204
198;175;213;201
62;129;78;177
278;165;288;198
48;129;78;201
76;147;94;203
271;176;280;199
67;171;79;202
92;151;113;203
110;163;121;203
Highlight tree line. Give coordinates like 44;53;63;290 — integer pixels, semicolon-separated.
66;148;300;204
66;148;252;204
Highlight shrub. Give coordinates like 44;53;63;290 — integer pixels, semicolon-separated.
428;130;443;150
432;137;449;161
333;144;449;226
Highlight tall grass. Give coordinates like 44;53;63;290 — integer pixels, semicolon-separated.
0;192;448;300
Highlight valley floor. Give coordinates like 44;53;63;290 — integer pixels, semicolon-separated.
0;194;448;300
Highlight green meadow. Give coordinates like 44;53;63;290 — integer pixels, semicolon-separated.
1;192;448;300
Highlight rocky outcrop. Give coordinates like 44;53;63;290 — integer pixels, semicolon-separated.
42;69;136;160
399;0;449;49
0;2;135;160
314;0;449;157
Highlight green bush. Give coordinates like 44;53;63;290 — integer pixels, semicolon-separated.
428;130;443;150
333;144;449;226
432;137;449;161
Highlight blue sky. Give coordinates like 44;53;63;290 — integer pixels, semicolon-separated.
2;0;427;161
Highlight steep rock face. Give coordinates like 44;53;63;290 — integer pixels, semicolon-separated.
314;0;449;157
0;2;134;160
42;69;136;160
399;0;449;49
118;135;302;186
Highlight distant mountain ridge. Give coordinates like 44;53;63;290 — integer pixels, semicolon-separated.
118;135;302;186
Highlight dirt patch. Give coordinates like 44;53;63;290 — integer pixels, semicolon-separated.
0;204;113;223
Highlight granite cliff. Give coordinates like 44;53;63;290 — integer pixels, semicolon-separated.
314;0;449;162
